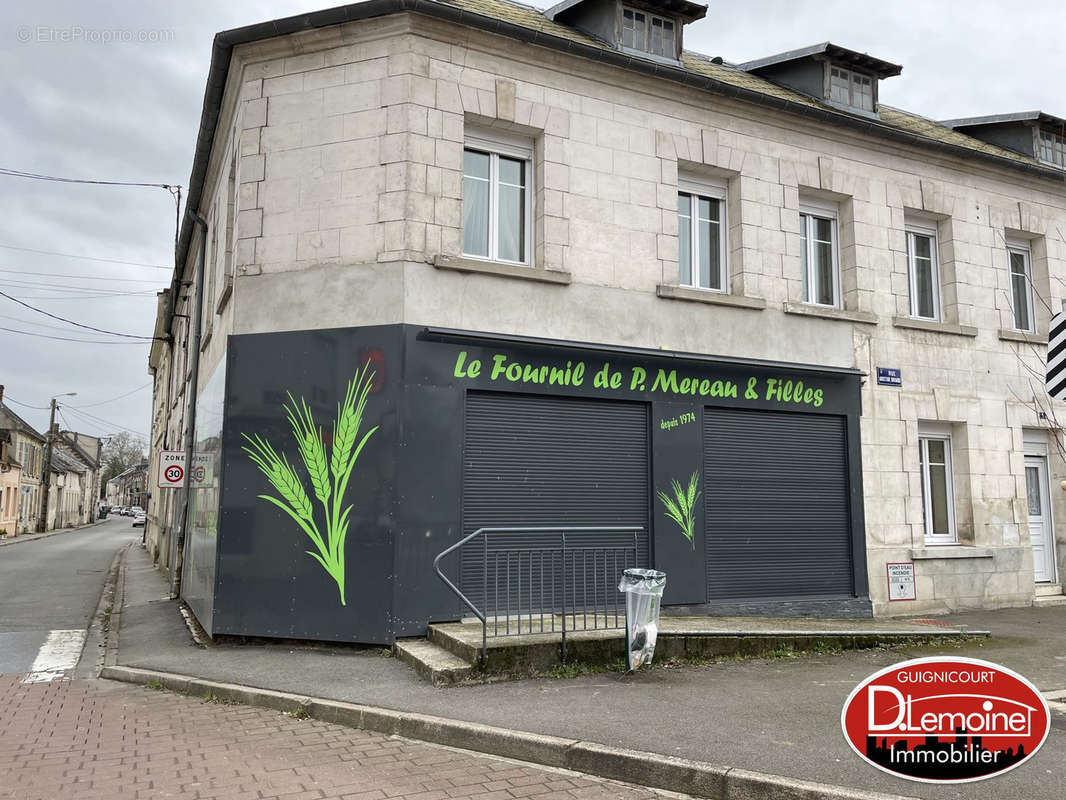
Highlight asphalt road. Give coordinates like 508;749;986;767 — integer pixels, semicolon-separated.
0;516;139;678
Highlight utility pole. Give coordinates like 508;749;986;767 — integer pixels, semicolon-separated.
36;399;56;534
36;392;76;534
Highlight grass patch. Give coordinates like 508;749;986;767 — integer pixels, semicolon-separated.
146;679;165;691
539;659;628;679
202;691;238;705
287;704;312;720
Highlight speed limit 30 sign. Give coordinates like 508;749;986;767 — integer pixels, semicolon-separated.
157;450;211;488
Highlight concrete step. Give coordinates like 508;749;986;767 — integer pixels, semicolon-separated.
393;638;475;687
1035;583;1063;597
1033;594;1066;607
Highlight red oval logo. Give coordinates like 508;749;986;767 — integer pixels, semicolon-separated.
841;656;1050;783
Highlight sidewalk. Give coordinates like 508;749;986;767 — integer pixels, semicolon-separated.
0;517;106;547
114;544;1066;800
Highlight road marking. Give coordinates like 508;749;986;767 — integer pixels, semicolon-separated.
24;629;87;683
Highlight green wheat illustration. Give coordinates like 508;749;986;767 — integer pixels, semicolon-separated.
657;472;700;550
241;363;378;605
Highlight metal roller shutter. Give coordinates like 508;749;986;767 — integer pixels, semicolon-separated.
704;407;853;601
461;392;650;611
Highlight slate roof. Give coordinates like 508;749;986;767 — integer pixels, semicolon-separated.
738;41;902;78
0;402;45;443
440;0;1052;171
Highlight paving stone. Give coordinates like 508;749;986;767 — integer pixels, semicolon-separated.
0;676;683;800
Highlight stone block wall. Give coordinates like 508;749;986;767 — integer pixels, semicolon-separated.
173;11;1066;616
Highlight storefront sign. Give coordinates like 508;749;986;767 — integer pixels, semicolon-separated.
842;657;1050;782
157;450;212;488
877;367;902;387
887;562;916;601
452;351;827;408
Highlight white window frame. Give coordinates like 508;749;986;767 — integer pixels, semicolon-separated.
1037;128;1066;169
677;176;728;293
1007;239;1035;333
828;65;874;112
462;129;534;267
799;199;841;308
906;220;940;321
621;5;676;58
919;432;957;545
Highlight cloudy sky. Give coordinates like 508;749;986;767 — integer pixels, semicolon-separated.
1;0;1062;442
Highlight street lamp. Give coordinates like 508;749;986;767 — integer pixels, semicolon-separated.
36;392;77;533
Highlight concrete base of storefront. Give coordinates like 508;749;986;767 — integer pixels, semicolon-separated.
395;615;986;685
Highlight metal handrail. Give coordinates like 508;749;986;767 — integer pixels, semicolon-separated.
433;526;644;667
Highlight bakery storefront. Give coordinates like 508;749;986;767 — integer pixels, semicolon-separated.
181;324;869;643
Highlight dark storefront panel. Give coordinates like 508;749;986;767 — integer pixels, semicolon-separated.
704;407;853;601
199;324;867;644
460;392;650;611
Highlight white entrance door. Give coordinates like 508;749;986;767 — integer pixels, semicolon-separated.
1025;455;1056;583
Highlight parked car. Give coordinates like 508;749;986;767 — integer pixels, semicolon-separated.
132;512;146;528
130;506;144;515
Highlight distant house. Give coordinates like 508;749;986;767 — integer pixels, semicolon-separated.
0;386;45;534
110;463;149;510
0;429;23;536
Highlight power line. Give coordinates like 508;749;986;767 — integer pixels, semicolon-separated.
11;292;157;301
2;396;49;410
69;382;153;409
4;278;158;295
0;243;171;270
0;268;165;283
0;312;103;333
0;289;161;339
0;325;151;344
63;405;147;438
0;167;177;191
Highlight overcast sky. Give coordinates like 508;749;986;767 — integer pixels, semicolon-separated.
1;0;1063;442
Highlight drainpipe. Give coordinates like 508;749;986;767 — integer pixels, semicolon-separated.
171;209;208;598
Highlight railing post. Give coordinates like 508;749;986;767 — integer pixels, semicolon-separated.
482;533;488;668
560;532;567;663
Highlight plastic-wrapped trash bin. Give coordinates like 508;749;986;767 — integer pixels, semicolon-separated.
618;568;666;671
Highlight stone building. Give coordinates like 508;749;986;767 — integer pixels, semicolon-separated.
149;0;1066;642
0;388;45;535
0;429;22;536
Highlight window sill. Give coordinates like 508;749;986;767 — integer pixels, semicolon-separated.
910;546;994;560
783;302;877;325
656;284;766;310
434;255;571;285
998;328;1045;345
892;317;978;337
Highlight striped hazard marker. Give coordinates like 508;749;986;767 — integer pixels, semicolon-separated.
1048;312;1066;400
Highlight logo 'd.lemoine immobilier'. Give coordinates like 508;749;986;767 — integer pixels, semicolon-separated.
841;657;1050;783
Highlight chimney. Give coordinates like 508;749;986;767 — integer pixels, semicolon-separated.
0;385;5;404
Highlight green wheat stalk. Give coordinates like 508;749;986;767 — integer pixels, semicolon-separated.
241;365;378;605
657;471;700;550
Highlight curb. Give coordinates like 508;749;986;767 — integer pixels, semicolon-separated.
103;542;130;668
0;518;107;548
99;664;918;800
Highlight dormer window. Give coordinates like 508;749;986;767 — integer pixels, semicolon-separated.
739;43;900;118
829;66;873;112
545;0;705;63
1038;128;1065;169
622;6;675;57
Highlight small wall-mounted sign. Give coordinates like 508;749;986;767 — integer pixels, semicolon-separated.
887;562;916;601
876;367;902;387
